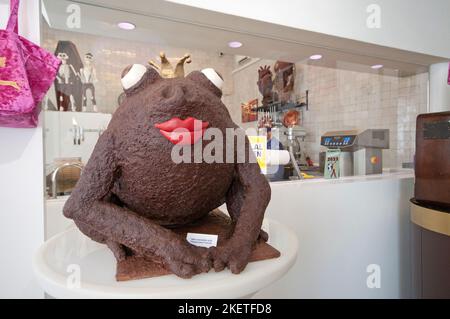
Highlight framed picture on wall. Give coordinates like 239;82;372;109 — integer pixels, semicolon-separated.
241;98;258;123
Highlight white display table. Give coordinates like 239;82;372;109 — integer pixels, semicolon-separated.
33;219;297;299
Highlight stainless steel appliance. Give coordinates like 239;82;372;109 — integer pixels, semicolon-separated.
283;126;307;179
320;129;390;176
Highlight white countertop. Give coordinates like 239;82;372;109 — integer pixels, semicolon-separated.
258;167;415;298
270;168;414;186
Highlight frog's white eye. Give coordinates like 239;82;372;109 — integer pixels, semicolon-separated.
201;68;223;91
121;64;147;90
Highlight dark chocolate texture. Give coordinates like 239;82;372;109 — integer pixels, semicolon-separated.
116;210;280;281
63;67;272;279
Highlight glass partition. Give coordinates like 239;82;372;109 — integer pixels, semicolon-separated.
41;0;427;196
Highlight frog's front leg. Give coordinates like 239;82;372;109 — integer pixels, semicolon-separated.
212;140;271;274
226;177;269;243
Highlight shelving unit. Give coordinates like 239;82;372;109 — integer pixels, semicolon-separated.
256;90;309;128
255;90;309;113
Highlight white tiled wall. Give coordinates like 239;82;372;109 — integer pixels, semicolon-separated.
297;65;428;168
231;61;428;168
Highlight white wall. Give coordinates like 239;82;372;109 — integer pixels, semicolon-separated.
429;63;450;112
0;0;45;298
167;0;450;59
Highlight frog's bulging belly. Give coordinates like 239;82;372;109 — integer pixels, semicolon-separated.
112;162;235;226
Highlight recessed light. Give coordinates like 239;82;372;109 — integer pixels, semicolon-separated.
309;54;322;60
371;64;383;69
228;41;243;49
118;22;136;30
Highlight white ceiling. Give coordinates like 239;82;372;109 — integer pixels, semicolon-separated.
42;0;448;77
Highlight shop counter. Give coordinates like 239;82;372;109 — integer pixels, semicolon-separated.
255;169;414;298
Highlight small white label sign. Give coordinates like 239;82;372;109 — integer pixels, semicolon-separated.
186;233;218;248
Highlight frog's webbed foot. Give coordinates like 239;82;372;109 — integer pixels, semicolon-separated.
106;240;127;262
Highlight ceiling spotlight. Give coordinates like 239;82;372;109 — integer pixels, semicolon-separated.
309;54;323;60
118;22;136;30
228;41;243;49
371;64;384;69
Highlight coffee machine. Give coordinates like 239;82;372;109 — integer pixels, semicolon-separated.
320;129;390;176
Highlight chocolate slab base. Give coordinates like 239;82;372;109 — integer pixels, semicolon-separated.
116;210;280;281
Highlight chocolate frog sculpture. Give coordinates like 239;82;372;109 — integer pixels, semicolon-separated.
63;56;271;279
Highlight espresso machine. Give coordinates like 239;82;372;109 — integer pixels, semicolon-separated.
320;129;390;176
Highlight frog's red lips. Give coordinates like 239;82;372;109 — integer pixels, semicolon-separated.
155;117;209;145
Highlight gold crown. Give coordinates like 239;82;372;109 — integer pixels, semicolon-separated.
149;52;191;78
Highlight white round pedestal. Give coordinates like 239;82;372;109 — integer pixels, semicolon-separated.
33;219;298;299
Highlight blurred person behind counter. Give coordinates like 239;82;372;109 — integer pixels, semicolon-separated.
258;115;285;181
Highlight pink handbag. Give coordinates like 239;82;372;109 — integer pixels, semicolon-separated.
448;62;450;85
0;0;60;128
